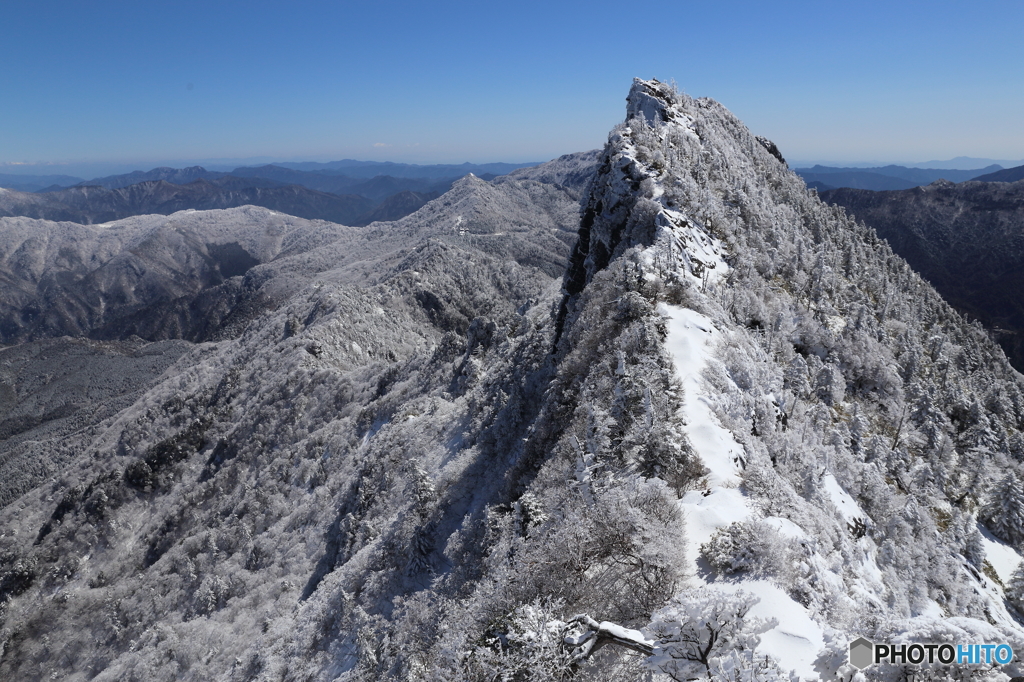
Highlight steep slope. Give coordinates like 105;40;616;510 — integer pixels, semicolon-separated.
0;337;192;508
551;79;1024;680
352;190;440;225
820;180;1024;370
3;80;1024;682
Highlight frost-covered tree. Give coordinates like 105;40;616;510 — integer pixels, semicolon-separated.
1006;563;1024;613
644;588;782;681
980;471;1024;549
700;519;796;579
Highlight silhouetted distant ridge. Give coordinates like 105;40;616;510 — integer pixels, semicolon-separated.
0;156;567;229
269;159;538;179
796;163;1002;190
0;179;375;225
799;170;917;191
227;165;456;200
973;165;1024;182
0;173;83;192
358;190;440;224
74;166;225;189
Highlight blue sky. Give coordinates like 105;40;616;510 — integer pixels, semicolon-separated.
3;0;1023;173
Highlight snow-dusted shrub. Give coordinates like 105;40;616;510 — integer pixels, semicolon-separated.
470;598;576;682
644;588;784;681
814;362;846;406
514;476;687;623
699;519;792;577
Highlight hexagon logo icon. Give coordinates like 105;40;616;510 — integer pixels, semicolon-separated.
849;637;874;669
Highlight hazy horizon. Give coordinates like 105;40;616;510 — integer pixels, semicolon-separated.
4;1;1023;175
2;154;1023;182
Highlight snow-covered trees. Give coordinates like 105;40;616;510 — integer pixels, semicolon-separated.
980;472;1024;548
496;475;688;625
1005;563;1024;613
645;588;787;681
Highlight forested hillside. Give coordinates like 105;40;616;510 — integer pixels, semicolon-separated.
821;180;1024;371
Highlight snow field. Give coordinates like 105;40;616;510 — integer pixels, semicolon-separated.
821;473;864;523
978;523;1023;586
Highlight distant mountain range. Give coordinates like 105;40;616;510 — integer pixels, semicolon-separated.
0;160;536;190
0;172;85;193
0;160;532;227
0;179;378;226
265;159;535;179
223;164;458;199
792;156;1024;170
796;164;1003;191
913;156;1024;170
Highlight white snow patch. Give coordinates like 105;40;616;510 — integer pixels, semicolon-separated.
598;621;653;647
916;599;945;619
711;580;824;681
662;301;828;679
680;487;750;550
661;305;743;488
821;474;864;523
978;522;1023;585
762;516;809;540
824;315;846;335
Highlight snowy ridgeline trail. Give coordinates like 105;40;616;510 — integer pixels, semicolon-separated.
660;303;825;680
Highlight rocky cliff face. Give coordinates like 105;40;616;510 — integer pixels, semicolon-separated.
2;80;1024;682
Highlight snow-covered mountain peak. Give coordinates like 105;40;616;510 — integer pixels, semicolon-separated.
626;78;680;126
553;78;1024;679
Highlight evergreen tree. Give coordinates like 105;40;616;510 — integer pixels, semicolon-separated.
1005;562;1024;612
980;472;1024;549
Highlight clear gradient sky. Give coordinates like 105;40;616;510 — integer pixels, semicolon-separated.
3;0;1023;173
